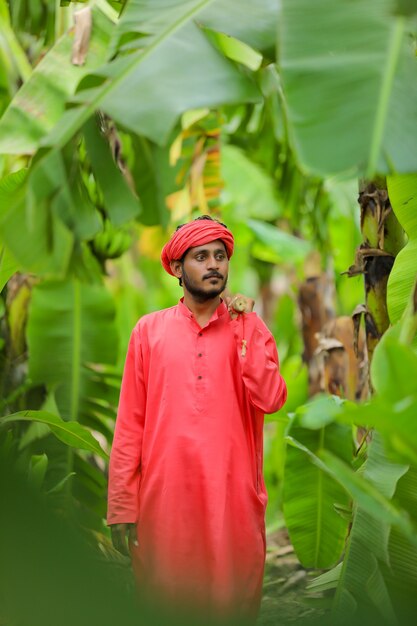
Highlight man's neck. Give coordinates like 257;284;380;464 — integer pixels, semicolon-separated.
182;293;222;328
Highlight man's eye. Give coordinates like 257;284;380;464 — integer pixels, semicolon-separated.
216;254;225;260
196;255;205;261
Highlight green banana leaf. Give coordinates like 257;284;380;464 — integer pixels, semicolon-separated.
0;148;104;275
0;1;31;77
0;410;108;459
44;0;265;150
28;453;49;489
129;133;180;227
72;453;108;519
83;116;141;225
115;0;278;56
247;218;311;265
386;466;417;623
283;415;352;568
222;145;283;221
307;562;343;594
308;371;417;467
0;0;32;117
319;449;413;544
0;245;19;291
80;363;120;441
386;174;417;325
27;279;118;423
0;166;73;276
0;5;114;155
371;332;417;403
393;0;417;16
274;354;308;416
9;0;58;40
367;331;417;465
203;29;263;71
279;0;417;177
331;395;417;468
332;434;411;625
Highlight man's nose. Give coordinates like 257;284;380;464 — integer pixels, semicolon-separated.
206;254;219;269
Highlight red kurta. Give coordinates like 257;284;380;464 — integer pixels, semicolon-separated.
107;299;287;620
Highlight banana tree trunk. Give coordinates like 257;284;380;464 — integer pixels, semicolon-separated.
315;316;368;402
348;180;405;369
298;261;336;396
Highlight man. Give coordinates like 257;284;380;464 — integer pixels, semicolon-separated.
107;216;287;623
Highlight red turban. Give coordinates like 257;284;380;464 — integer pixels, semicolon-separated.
161;220;234;276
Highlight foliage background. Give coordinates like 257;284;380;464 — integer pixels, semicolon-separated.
1;1;417;624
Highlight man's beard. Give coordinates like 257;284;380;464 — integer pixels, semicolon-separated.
182;268;228;303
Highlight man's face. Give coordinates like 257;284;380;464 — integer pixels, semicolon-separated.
179;239;229;302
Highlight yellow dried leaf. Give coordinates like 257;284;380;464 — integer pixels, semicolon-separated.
139;226;167;261
166;188;193;222
71;7;92;66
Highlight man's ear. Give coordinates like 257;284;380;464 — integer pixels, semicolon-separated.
170;260;182;278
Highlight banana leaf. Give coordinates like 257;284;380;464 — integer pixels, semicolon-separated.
129;133;179;227
0;167;73;276
283;415;352;568
332;434;412;625
279;0;417;177
386;466;417;624
0;148;103;275
83;115;141;225
44;0;266;150
0;410;108;459
248;218;311;265
0;0;32;113
371;332;417;403
0;245;19;291
0;5;114;155
27;279;118;423
222;145;283;221
115;0;278;56
386;174;417;325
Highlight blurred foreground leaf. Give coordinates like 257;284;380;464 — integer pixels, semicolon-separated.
0;410;108;459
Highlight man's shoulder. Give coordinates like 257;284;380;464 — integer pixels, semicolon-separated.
244;311;275;337
134;305;178;331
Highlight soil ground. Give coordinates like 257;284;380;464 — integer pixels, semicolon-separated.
258;529;329;626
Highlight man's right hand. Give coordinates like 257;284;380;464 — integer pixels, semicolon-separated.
110;523;138;557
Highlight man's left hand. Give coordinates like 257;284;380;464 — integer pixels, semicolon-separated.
110;522;138;557
225;294;255;320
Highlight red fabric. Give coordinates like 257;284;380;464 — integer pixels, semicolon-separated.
107;300;287;619
161;221;234;275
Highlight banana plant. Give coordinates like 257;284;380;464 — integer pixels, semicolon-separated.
300;286;417;623
0;0;283;283
345;180;405;368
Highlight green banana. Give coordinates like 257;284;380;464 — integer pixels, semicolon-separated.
91;220;133;260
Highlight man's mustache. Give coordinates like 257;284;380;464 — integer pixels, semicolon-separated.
203;272;224;280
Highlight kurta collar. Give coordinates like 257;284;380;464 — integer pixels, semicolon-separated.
178;297;228;324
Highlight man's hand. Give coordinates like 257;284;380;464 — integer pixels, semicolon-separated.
225;294;255;320
110;523;138;557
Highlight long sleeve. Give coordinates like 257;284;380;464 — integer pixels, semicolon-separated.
231;313;287;414
107;325;146;525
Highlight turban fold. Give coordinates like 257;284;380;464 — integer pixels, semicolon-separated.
161;220;234;275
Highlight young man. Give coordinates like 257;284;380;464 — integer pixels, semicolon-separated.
107;216;287;623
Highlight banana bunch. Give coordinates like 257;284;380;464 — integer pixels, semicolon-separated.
91;220;133;260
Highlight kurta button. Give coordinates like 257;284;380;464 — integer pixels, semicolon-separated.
198;332;202;336
198;375;202;380
198;353;203;357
